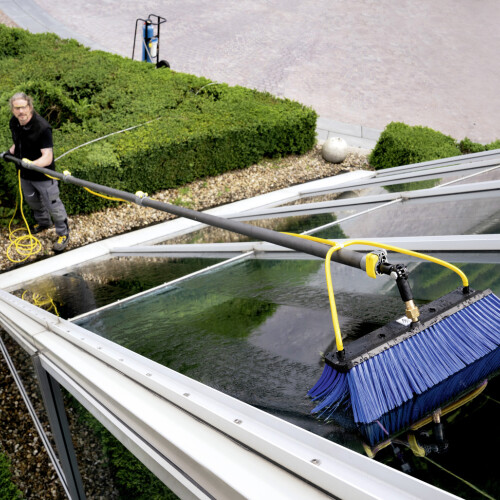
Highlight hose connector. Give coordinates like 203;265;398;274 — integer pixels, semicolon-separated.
405;299;420;323
380;262;420;322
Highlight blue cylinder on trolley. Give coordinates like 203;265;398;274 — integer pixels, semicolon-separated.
142;21;155;62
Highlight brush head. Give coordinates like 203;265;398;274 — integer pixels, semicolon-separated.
311;287;500;423
325;287;493;372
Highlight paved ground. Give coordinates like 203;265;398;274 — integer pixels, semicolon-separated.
1;0;499;144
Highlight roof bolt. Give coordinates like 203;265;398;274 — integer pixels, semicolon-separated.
146;373;152;377
97;346;102;350
183;393;190;397
119;358;124;362
311;458;321;465
234;419;243;425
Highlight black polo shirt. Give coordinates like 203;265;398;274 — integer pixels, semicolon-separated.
9;112;56;181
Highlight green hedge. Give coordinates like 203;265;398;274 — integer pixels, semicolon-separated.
459;137;500;155
369;122;500;171
66;394;178;500
0;26;317;215
369;122;461;170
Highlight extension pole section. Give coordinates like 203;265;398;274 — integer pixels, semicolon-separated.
2;154;366;270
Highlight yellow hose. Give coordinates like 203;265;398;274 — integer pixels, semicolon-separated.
343;239;468;288
282;232;470;353
21;290;59;316
83;186;126;202
325;245;345;351
5;166;142;262
6;170;43;263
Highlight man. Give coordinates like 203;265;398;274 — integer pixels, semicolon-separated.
8;92;70;252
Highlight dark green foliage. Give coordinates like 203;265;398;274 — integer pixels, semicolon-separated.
458;137;487;155
369;122;461;170
459;137;500;154
0;453;22;500
67;396;178;500
0;26;30;59
488;139;500;150
0;25;317;217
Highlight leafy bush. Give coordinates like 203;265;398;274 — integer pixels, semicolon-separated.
67;396;178;500
369;122;461;170
459;137;500;154
0;453;22;500
458;137;486;155
0;25;317;217
0;26;30;59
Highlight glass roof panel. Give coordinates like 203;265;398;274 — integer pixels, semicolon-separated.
72;255;500;460
12;256;224;319
279;166;500;206
316;195;500;239
8;153;498;499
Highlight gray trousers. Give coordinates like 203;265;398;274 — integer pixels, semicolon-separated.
21;178;69;236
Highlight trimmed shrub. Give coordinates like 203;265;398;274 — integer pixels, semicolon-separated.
369;122;460;170
458;137;486;155
0;25;317;217
0;26;30;59
459;137;500;154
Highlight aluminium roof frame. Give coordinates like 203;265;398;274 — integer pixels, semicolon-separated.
0;151;498;498
0;288;460;499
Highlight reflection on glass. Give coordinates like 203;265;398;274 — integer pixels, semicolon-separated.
13;256;223;319
383;178;440;193
336;196;500;238
279;167;500;206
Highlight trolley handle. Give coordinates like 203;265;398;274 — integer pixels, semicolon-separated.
148;14;167;25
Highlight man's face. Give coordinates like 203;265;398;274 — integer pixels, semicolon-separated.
11;98;33;126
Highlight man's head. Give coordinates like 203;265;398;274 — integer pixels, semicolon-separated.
10;92;34;126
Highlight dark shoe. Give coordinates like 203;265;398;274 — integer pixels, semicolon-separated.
30;223;52;234
53;234;69;253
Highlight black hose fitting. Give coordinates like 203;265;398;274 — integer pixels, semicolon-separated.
379;262;413;301
379;262;420;322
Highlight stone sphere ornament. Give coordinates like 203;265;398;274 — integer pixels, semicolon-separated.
322;137;348;163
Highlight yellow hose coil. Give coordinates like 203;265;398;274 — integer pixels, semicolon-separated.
7;170;43;263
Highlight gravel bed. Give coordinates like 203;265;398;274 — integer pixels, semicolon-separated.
0;123;371;498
